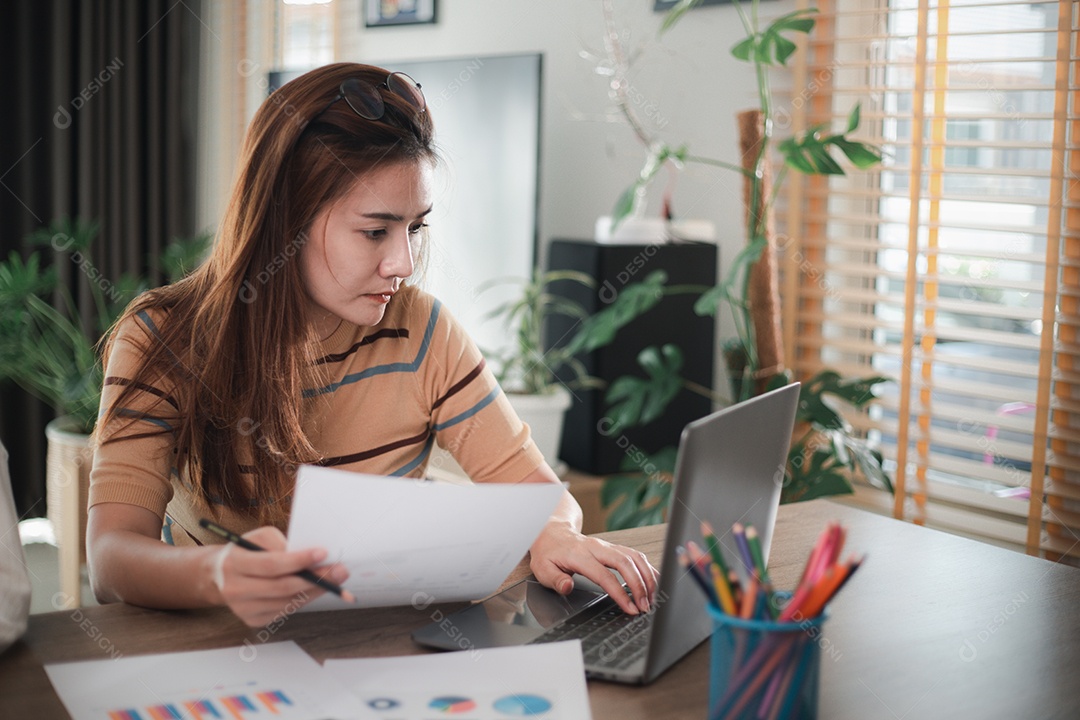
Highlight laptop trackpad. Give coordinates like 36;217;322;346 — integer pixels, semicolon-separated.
411;578;607;651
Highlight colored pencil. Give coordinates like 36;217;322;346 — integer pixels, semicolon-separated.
701;521;735;597
774;634;816;720
682;519;862;720
732;522;757;576
710;560;739;616
677;546;718;606
797;524;833;587
744;526;777;619
739;577;759;620
764;646;801;720
689;541;737;615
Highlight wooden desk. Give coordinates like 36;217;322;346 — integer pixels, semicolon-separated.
4;500;1080;719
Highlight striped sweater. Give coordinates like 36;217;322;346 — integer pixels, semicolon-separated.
89;286;544;546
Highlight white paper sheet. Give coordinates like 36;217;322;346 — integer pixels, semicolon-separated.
324;641;592;720
286;466;565;611
44;641;371;720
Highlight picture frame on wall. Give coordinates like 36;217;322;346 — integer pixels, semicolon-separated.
365;0;437;27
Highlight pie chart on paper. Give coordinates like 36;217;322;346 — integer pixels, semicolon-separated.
492;693;554;715
428;695;478;714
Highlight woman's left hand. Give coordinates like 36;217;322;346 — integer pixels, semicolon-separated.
529;520;659;616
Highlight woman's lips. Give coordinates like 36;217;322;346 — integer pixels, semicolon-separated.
363;292;393;303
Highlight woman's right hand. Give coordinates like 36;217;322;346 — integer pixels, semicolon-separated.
210;526;350;627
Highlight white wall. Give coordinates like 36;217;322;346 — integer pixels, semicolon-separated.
198;0;798;392
335;0;781;261
335;0;796;376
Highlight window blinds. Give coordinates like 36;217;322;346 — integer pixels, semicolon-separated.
783;0;1079;561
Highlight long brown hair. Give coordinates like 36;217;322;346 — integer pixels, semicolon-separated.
96;63;436;527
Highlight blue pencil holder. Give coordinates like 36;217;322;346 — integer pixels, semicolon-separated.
706;598;827;720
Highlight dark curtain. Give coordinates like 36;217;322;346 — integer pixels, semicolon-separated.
0;0;202;517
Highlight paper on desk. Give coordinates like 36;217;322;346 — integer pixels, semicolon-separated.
324;640;592;720
287;465;565;611
44;641;371;720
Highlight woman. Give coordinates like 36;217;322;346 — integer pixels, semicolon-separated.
88;63;658;627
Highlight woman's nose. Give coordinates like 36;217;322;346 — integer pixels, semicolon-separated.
381;229;415;278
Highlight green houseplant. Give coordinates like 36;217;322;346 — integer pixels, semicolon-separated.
594;0;893;528
0;217;209;606
470;267;668;470
482;267;669;395
0;218;210;434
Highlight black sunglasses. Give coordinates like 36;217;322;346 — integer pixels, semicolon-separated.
319;72;426;121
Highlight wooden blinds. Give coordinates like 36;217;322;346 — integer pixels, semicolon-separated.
784;0;1080;561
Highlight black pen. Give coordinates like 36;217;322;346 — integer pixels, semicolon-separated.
198;518;356;603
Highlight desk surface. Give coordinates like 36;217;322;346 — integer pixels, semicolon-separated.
3;500;1080;719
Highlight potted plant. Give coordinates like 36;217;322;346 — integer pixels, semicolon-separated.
592;0;892;528
0;218;209;604
469;267;669;472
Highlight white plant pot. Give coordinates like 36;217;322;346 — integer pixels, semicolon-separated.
594;215;716;245
45;416;92;609
506;385;573;472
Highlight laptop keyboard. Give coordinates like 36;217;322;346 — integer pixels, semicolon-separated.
527;596;654;670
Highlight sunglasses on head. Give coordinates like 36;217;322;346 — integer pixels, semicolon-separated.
318;71;426;122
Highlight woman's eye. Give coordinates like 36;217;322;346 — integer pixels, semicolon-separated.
408;223;429;236
360;228;387;240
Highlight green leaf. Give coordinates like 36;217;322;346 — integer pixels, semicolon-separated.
640;345;683;424
797;394;847;430
811;371;890;406
565;271;667;355
807;144;845;174
659;0;702;35
605;486;645;531
25;217;99;254
832;138;884;169
645;445;679;475
764;370;794;392
731;36;756;62
601;447;677;530
604;376;647;432
782;148;816;174
693;284;726;317
603;344;683;430
771;35;798;66
849;441;894;493
846;103;861;133
788;470;854;503
0;251;56;301
601;474;643;509
611;183;640;230
744;8;818;67
769;8;818;34
780;119;883;176
830;430;850;466
160;230;212;283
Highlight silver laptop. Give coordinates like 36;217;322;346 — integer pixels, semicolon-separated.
411;382;800;685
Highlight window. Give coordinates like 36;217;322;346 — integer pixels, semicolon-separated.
784;0;1078;561
279;0;334;70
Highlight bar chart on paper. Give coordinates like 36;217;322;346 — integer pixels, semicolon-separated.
44;643;369;720
106;689;295;720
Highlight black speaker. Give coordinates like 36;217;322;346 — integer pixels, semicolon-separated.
545;239;717;474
